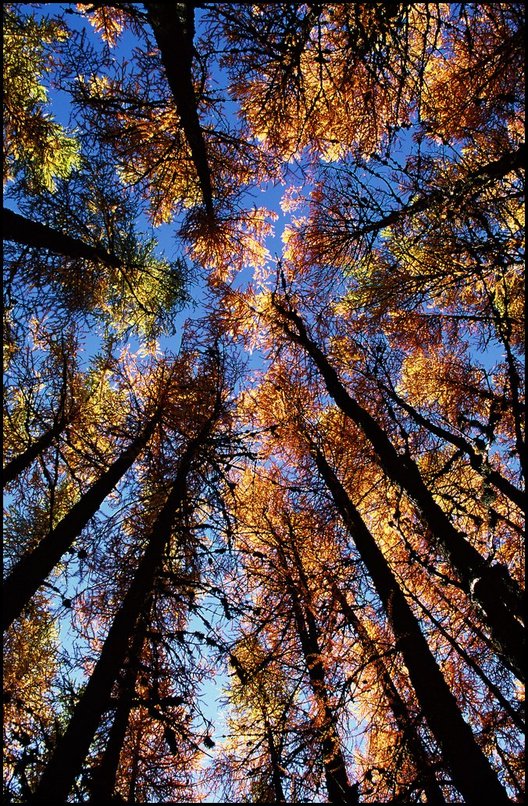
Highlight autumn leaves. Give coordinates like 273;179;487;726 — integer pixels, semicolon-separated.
3;2;525;803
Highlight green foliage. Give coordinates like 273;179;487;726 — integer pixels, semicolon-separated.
7;158;188;340
3;5;80;192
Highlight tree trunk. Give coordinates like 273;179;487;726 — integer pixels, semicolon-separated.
3;416;69;487
313;446;510;804
88;614;148;802
287;580;358;805
144;3;214;215
274;297;525;681
31;415;216;803
3;207;121;267
275;532;358;805
264;719;287;804
2;410;161;632
330;580;445;803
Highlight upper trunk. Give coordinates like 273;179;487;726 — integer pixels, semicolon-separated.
3;207;121;267
3;410;161;632
145;2;214;214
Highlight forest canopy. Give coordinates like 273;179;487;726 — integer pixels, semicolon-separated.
2;3;525;803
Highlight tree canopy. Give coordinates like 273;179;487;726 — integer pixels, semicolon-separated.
3;3;525;803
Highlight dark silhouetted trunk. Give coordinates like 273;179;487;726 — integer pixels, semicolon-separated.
330;580;445;804
3;416;69;487
145;3;214;214
286;577;358;804
3;410;161;632
274;297;524;681
3;207;121;267
32;414;217;803
88;614;148;802
275;533;358;804
264;720;287;803
313;446;510;804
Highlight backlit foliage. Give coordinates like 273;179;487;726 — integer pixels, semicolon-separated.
3;5;80;191
3;3;524;804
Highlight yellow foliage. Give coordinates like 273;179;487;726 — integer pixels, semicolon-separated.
77;4;128;47
3;6;80;190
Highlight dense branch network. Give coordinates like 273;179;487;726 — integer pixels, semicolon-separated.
3;2;524;804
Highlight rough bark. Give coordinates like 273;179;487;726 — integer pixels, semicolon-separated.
314;446;510;804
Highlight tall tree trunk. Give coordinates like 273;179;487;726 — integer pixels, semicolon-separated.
286;578;358;805
2;410;161;632
330;580;445;804
145;2;214;215
274;297;525;680
88;613;148;802
313;446;510;804
31;414;217;803
275;534;358;804
3;207;121;267
264;718;287;803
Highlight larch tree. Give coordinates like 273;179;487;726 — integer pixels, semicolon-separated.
3;2;524;804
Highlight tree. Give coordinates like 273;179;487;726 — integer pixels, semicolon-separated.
3;331;80;487
310;442;509;803
144;1;214;215
3;397;162;632
4;157;188;340
328;579;445;803
223;468;359;803
31;346;228;802
228;356;522;799
221;635;290;804
3;3;525;803
3;595;60;802
3;5;80;192
266;289;524;682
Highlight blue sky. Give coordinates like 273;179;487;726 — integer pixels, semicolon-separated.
5;4;522;801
